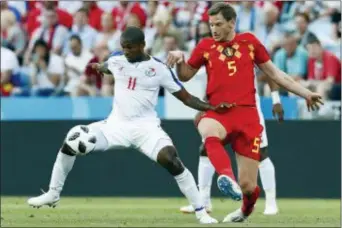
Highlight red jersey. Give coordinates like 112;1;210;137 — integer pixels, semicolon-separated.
188;33;270;106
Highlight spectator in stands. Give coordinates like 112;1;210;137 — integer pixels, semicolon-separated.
78;43;112;97
155;33;182;63
64;8;98;54
151;7;185;55
295;13;315;47
25;9;69;64
58;1;83;15
0;46;19;96
274;31;309;81
187;20;211;51
235;1;265;34
126;14;143;29
255;2;283;55
306;34;341;100
95;13;121;53
0;1;22;22
28;39;64;96
1;9;26;63
25;1;72;38
144;0;160;52
64;35;94;96
83;1;104;31
111;1;147;31
268;31;308;96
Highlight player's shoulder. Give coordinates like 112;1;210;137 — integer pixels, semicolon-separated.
107;51;125;62
197;37;216;48
236;32;259;43
151;56;174;76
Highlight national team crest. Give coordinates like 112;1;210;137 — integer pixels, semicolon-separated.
223;47;235;58
145;67;156;77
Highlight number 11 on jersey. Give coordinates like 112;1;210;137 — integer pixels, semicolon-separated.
128;77;137;90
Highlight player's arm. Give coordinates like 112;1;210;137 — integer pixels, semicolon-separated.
88;62;112;75
172;88;234;113
259;61;323;110
251;33;323;111
166;39;208;82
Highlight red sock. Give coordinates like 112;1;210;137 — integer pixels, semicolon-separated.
242;186;260;217
204;137;236;181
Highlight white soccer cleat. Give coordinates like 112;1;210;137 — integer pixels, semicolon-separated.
27;190;60;208
180;204;213;214
195;208;218;224
222;208;247;223
263;204;279;215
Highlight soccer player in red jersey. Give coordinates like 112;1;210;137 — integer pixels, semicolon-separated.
167;2;323;223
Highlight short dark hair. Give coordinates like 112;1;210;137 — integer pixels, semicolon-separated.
69;34;82;45
121;26;145;44
306;33;321;45
296;12;310;23
33;39;49;51
208;2;237;21
76;7;88;15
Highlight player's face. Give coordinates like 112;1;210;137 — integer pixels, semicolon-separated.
121;40;144;62
209;13;235;42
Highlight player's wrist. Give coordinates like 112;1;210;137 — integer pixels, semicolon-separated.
271;91;281;105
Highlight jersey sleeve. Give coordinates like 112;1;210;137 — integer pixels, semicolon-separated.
251;34;271;65
160;67;183;94
187;39;208;69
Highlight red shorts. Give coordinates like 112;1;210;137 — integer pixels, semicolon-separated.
198;107;263;161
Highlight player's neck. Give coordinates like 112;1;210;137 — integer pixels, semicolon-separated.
127;53;150;63
224;32;236;42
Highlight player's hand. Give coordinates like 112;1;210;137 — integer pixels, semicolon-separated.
166;50;184;68
272;103;284;122
212;102;236;114
306;93;324;111
88;62;100;70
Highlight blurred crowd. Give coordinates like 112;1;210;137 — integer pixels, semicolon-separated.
0;1;341;101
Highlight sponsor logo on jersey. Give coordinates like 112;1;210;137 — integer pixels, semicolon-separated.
145;67;156;77
224;47;235;58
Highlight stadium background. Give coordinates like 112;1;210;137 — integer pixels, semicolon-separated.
1;1;341;227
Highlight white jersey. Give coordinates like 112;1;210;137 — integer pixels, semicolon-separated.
106;52;183;123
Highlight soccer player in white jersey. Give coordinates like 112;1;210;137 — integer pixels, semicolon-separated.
27;27;237;224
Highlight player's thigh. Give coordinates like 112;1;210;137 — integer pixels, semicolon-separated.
197;112;228;140
135;124;174;162
88;120;131;152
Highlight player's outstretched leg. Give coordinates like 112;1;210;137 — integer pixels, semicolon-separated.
27;125;108;208
180;144;215;214
259;147;278;215
223;154;260;223
156;145;218;224
198;118;242;201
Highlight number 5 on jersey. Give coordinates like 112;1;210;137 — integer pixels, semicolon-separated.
128;77;137;90
228;61;237;76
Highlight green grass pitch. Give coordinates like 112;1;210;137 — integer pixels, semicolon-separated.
1;197;340;227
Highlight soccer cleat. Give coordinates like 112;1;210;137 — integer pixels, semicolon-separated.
195;208;218;224
264;204;279;215
180;204;212;214
27;189;60;208
222;208;247;223
217;175;242;201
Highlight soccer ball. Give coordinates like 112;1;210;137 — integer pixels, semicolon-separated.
65;125;97;156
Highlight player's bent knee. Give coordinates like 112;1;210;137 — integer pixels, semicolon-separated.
157;146;185;176
259;147;268;161
197;118;226;140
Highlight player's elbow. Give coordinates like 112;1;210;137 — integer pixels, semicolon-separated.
178;74;192;82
